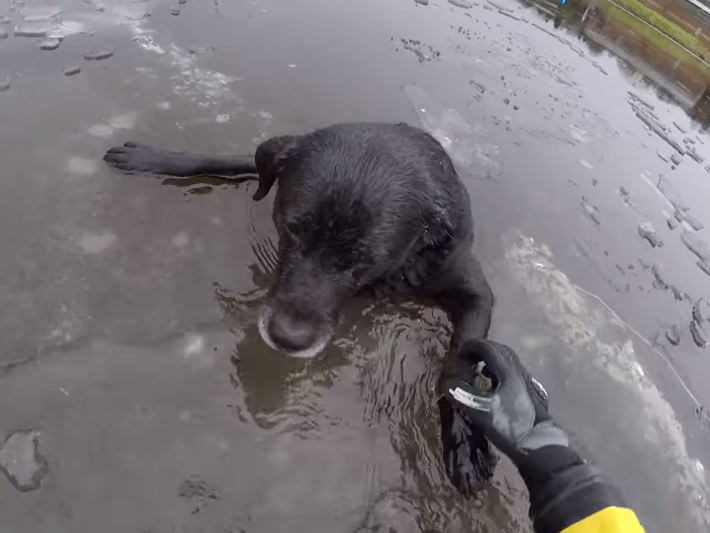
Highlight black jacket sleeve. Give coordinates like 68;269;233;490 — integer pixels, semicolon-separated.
517;446;645;533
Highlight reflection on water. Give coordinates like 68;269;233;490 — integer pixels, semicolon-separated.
521;0;710;128
211;245;526;531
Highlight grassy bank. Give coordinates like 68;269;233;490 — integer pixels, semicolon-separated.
593;0;710;60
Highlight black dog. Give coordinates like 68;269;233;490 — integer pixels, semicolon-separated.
104;121;497;492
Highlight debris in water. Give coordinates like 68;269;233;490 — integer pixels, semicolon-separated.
20;6;62;21
0;77;9;92
487;0;512;11
180;0;188;3
63;65;81;76
189;44;216;56
14;21;55;38
448;0;472;7
705;165;710;174
635;112;685;154
682;213;704;231
682;231;710;263
469;79;486;94
667;217;678;230
638;222;661;248
414;0;429;4
657;175;689;212
581;198;600;225
657;151;669;162
0;27;8;39
650;264;684;300
698;260;710;278
0;430;48;492
673;122;687;134
0;16;11;25
670;154;682;166
591;61;608;75
579;159;593;169
687;150;705;164
178;476;220;500
171;6;180;15
666;325;681;346
690;320;708;348
693;299;705;325
178;475;220;513
36;38;60;50
84;48;114;61
499;10;522;20
628;91;655;111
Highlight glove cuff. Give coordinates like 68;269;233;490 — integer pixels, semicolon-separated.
517;446;625;533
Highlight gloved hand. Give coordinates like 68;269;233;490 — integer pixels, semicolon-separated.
436;340;626;533
436;339;569;464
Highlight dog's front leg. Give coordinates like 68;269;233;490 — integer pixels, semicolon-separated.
429;246;494;349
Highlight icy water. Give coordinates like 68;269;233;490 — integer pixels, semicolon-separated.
2;0;710;532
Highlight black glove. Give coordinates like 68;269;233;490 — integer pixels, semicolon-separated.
437;340;625;533
437;339;569;463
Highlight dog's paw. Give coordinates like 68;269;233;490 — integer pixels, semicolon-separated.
103;142;183;174
438;398;497;497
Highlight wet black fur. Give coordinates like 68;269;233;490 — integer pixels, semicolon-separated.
104;121;497;495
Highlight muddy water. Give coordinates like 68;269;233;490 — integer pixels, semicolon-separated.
1;0;710;532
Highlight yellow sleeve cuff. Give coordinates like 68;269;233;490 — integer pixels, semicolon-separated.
561;507;645;533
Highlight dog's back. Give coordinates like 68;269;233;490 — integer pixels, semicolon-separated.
275;122;474;249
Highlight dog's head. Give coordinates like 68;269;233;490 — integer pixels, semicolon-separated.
252;134;397;358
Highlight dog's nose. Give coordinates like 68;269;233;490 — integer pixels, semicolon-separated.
267;313;319;353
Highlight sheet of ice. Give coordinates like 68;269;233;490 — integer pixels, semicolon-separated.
404;85;502;181
682;231;710;264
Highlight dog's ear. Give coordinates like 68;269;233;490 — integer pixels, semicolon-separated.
253;135;298;201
